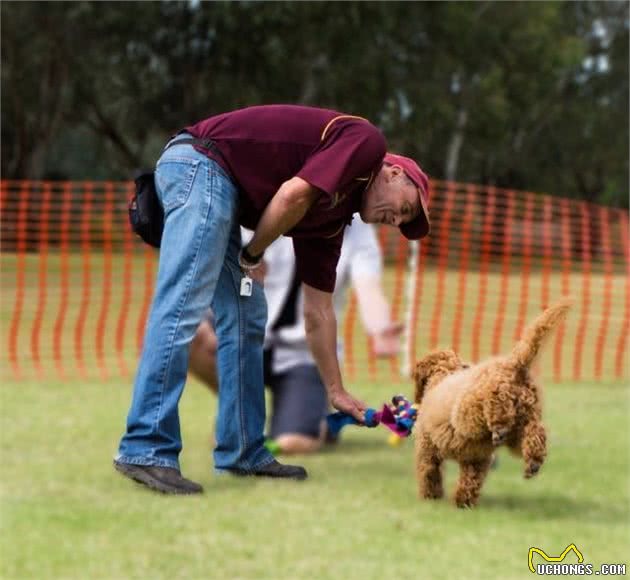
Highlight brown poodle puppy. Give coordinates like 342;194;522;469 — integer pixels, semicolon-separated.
412;298;572;508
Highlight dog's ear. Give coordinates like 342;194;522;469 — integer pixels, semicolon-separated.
412;359;431;404
413;350;465;404
442;349;464;371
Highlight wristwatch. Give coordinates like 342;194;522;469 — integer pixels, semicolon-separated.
238;246;264;271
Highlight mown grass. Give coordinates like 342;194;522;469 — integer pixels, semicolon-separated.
1;378;628;580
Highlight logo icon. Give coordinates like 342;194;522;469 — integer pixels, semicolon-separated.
528;544;584;573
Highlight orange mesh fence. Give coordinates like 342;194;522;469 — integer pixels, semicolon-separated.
1;179;628;384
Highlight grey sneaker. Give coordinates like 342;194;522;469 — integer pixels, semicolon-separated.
113;460;203;494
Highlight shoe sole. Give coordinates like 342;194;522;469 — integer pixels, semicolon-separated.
254;472;308;481
113;461;202;495
227;469;308;481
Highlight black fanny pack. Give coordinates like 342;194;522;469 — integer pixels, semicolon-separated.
128;137;222;248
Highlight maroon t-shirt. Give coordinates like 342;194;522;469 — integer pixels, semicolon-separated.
185;105;386;292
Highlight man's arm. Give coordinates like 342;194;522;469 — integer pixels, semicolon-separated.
302;282;366;422
245;177;319;259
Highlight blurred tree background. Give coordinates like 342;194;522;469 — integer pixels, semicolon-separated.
2;0;628;206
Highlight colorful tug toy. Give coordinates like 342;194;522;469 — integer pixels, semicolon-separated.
326;394;418;439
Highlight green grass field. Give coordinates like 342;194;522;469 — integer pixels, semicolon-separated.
1;378;628;580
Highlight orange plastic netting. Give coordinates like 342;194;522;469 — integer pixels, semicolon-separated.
1;180;628;383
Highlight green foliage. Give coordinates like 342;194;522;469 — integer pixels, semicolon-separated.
1;1;627;205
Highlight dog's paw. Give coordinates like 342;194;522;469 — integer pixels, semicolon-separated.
492;428;509;446
454;490;478;508
524;461;541;478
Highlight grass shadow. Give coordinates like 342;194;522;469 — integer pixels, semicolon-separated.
479;492;628;523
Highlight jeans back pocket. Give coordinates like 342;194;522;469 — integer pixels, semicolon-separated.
155;157;201;215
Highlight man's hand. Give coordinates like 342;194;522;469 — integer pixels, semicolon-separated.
329;389;367;423
372;321;404;357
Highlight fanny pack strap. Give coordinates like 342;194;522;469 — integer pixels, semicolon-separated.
164;136;227;165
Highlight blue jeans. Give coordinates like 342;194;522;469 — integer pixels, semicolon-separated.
116;134;274;473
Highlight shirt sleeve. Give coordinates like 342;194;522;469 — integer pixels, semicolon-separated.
292;233;344;293
296;119;386;198
345;219;383;282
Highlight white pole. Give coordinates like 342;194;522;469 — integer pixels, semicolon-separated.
400;240;419;377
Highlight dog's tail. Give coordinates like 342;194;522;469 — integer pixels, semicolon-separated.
507;298;573;369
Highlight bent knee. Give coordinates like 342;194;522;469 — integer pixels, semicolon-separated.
275;433;323;455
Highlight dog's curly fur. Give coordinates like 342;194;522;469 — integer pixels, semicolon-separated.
412;298;572;508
